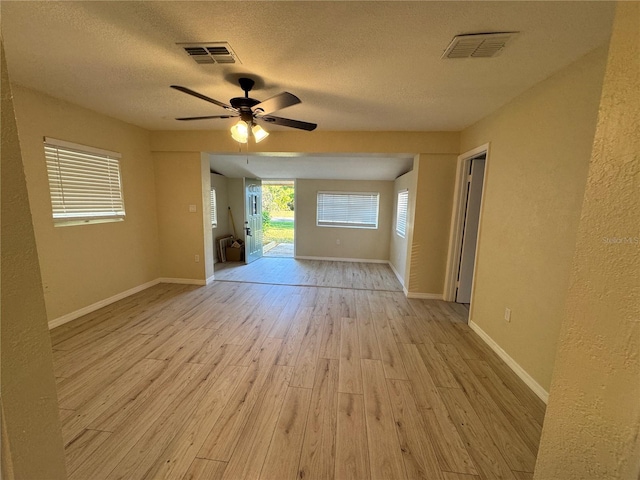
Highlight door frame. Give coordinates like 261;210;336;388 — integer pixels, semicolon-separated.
443;143;490;306
292;179;297;257
261;179;297;258
244;177;263;264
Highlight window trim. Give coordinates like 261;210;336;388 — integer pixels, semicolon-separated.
396;189;408;238
210;188;218;227
316;191;380;230
44;137;125;226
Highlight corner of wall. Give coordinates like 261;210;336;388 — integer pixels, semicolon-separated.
534;4;640;478
1;41;67;479
153;151;208;281
405;153;458;296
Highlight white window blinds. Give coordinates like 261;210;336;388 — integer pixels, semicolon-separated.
210;188;218;227
316;191;379;229
44;138;125;223
396;190;408;237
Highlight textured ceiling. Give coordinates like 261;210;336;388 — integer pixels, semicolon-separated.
1;1;615;133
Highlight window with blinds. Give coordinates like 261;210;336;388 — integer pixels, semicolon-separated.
44;137;125;224
316;191;379;229
210;188;218;227
396;190;408;238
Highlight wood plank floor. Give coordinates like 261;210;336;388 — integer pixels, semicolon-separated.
214;257;403;291
51;262;545;480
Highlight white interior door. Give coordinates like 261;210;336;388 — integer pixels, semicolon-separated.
456;157;486;303
244;178;263;264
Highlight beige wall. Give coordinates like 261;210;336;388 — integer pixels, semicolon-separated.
535;4;640;478
1;45;66;478
152;130;459;156
210;173;231;262
12;85;160;321
389;168;417;287
153;152;208;281
459;45;609;391
407;154;458;296
295;179;393;261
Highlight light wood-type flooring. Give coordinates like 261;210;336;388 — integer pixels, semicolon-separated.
214;257;403;291
52;260;545;480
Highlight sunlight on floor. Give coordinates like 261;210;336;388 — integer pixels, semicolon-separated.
263;242;294;257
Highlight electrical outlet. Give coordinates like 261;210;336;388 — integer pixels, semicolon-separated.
195;254;200;262
336;239;341;245
504;307;511;322
189;204;197;213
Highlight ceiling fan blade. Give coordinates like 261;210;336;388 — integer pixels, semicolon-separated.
176;115;238;121
254;92;301;115
170;85;234;111
261;115;317;131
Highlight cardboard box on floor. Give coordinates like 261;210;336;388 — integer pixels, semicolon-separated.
226;245;244;262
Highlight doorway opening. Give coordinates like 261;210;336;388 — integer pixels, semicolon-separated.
261;180;295;257
444;144;489;314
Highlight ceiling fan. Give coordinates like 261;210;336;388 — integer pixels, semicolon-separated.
170;77;317;143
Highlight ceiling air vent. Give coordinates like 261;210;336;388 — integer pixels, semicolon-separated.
177;42;241;65
442;32;518;59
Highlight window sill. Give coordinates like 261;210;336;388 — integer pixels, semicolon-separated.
54;217;124;227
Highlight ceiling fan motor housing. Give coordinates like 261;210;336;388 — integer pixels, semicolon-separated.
232;77;260;122
230;98;260;122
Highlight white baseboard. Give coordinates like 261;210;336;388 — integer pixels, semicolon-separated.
48;278;160;330
206;274;216;285
386;260;442;300
388;262;405;289
158;277;207;286
406;292;443;300
469;320;549;404
294;255;389;264
48;276;212;330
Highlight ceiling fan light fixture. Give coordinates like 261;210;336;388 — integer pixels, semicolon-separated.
252;124;269;143
230;120;249;143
